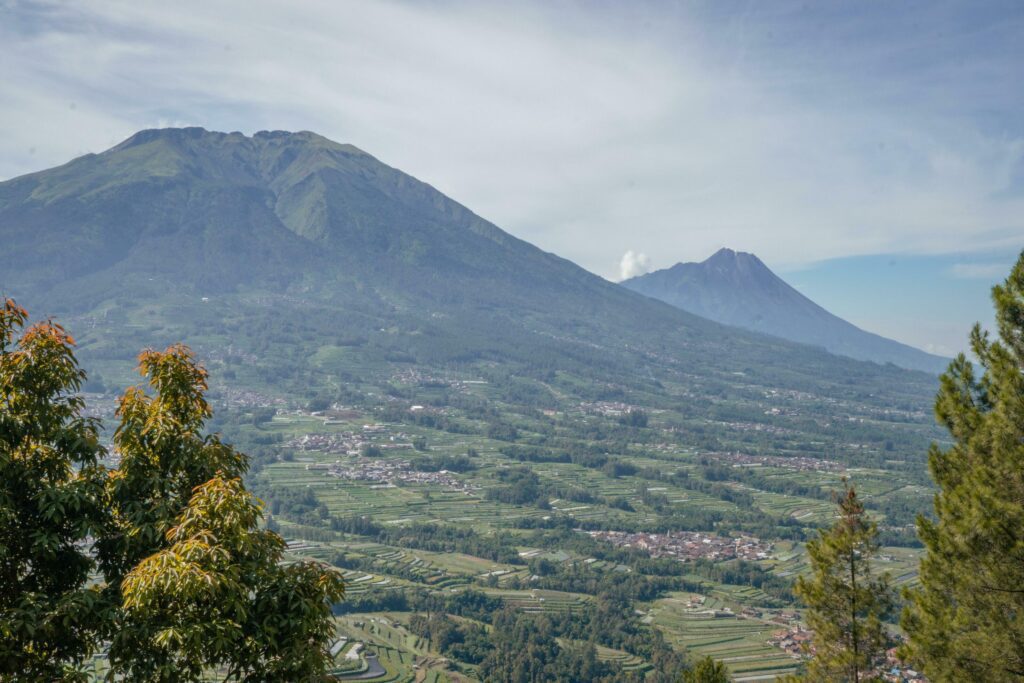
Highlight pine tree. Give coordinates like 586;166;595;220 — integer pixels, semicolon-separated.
682;656;731;682
791;482;892;682
0;299;108;680
902;251;1024;681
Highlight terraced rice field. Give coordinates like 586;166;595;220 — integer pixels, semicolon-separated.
484;588;590;613
594;644;652;674
264;460;550;528
333;614;463;682
552;640;652;675
762;540;808;578
873;546;924;588
748;489;836;524
649;592;800;681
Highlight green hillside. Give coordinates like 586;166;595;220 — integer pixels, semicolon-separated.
0;128;938;412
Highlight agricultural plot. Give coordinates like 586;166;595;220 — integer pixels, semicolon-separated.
333;613;463;682
594;645;651;674
530;462;638;498
649;592;800;681
553;640;652;675
762;540;808;578
874;546;924;588
748;489;835;524
339;540;523;587
484;589;590;614
262;460;550;529
701;581;776;607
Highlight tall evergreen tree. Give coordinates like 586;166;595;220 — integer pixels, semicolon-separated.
0;299;108;680
682;656;731;682
903;251;1024;681
791;482;892;682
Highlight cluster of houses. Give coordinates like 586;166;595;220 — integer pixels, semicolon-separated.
707;451;845;473
577;401;643;417
287;424;413;455
80;393;119;421
587;530;772;562
710;420;798;437
767;628;927;681
881;648;928;682
389;368;487;391
768;626;814;658
317;458;472;492
218;386;285;408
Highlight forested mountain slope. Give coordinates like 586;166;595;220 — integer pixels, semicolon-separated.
0;128;936;407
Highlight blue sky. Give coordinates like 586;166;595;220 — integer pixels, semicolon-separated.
0;0;1022;356
781;248;1019;357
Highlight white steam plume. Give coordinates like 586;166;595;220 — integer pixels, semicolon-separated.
619;250;651;281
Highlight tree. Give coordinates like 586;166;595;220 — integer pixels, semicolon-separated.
0;299;108;680
97;345;248;584
902;251;1024;681
119;476;345;681
94;344;345;681
792;482;892;682
682;656;731;682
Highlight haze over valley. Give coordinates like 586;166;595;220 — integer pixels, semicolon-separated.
3;4;1022;682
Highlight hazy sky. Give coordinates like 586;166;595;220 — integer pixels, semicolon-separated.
2;0;1022;356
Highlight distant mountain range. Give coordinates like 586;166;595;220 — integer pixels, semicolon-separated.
622;248;948;373
0;128;938;405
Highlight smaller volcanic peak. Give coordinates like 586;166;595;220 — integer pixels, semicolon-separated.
622;248;948;373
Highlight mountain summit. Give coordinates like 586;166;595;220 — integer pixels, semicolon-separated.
0;129;939;399
622;248;948;373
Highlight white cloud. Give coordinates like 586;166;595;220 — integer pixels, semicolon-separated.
949;262;1009;280
618;251;651;281
1;0;1022;281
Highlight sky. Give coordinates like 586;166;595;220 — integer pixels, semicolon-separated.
1;0;1022;357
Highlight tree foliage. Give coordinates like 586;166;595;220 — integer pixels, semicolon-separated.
100;343;344;681
97;345;248;582
1;302;344;681
118;476;344;681
0;299;108;680
681;656;731;682
902;251;1024;681
791;482;892;682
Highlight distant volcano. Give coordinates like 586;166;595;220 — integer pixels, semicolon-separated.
622;248;948;373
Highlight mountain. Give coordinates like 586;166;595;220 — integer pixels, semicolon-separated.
0;128;937;408
621;248;948;373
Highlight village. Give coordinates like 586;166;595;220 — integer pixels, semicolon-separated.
390;367;489;391
307;457;474;493
765;626;927;681
286;422;414;456
707;451;846;473
578;400;640;417
587;530;773;562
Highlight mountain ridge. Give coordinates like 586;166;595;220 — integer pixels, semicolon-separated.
622;248;947;373
0;129;939;407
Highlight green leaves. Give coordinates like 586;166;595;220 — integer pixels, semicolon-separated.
682;656;730;683
0;298;108;680
102;343;343;682
792;483;893;682
903;250;1024;682
2;302;344;681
